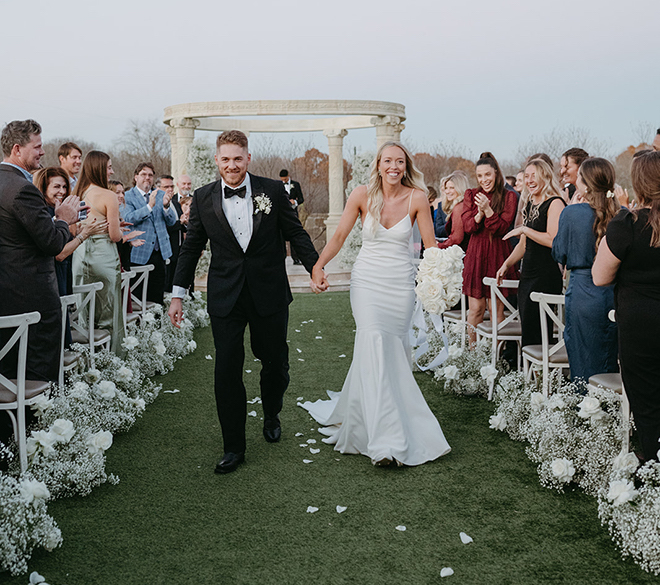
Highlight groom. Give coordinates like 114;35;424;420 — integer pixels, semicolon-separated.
168;130;321;474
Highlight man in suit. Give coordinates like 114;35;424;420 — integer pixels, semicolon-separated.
162;174;186;293
279;169;306;265
169;130;322;474
0;119;80;440
121;163;177;304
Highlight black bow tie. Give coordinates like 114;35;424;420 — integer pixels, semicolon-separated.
224;185;247;199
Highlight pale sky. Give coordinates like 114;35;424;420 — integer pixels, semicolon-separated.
1;0;657;162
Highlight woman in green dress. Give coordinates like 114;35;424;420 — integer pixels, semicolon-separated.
72;151;125;354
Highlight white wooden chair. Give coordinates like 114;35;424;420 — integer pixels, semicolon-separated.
443;294;468;349
70;282;111;366
0;311;50;473
121;269;140;330
477;278;522;400
587;310;630;454
522;292;569;397
130;264;156;320
59;294;82;388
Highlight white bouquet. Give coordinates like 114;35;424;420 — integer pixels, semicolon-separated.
415;246;464;315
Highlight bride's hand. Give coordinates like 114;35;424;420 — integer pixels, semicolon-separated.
311;265;329;294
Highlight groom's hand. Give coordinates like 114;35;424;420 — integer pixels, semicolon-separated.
168;298;184;328
310;266;329;294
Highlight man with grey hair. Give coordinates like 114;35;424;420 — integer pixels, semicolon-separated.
0;119;80;440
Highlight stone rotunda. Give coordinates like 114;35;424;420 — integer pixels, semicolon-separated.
163;99;405;241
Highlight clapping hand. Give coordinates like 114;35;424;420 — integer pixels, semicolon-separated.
148;190;157;209
475;193;492;214
123;230;145;244
163;189;173;208
614;185;629;208
56;194;87;225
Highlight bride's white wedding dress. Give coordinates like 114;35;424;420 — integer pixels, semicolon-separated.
300;198;451;465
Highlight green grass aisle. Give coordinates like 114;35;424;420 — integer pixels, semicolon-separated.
6;292;658;584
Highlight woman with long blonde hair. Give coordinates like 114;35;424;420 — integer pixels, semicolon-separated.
552;157;619;384
496;158;565;347
305;141;451;467
593;150;660;462
438;170;469;250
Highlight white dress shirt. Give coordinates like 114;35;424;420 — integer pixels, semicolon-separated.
171;174;253;300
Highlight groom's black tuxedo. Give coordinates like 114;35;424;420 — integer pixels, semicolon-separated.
173;173;318;454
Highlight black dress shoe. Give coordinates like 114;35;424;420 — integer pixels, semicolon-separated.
263;415;282;443
215;452;245;474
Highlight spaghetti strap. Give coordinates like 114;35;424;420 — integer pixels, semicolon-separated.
407;189;414;215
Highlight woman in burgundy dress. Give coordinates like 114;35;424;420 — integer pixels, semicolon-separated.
462;152;518;346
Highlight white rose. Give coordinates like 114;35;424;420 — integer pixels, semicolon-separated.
85;368;101;383
30;430;56;456
156;343;167;356
551;458;575;483
423;247;441;262
578;396;605;421
489;413;507;431
19;478;50;504
480;364;498;385
43;528;62;551
530;392;545;410
116;366;133;383
122;336;139;351
151;331;163;343
443;365;460;380
30;394;53;416
607;479;638;506
187;339;197;352
134;398;146;412
143;312;155;324
71;381;89;397
97;380;117;399
546;395;565;410
86;430;113;455
196;309;207;319
49;419;75;443
611;452;639;474
447;344;462;360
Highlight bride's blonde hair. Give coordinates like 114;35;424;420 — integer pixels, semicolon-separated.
366;141;427;232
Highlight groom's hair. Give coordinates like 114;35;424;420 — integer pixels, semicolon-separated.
216;130;248;151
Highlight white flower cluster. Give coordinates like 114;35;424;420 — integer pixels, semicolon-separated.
253;194;272;215
415;246;464;315
0;297;209;575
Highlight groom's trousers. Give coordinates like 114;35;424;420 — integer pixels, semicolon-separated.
209;283;290;454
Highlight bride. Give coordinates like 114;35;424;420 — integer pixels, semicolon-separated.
306;142;451;466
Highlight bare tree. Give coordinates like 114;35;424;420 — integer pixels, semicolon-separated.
110;119;171;183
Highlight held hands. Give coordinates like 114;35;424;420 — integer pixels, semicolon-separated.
55;194;87;225
168;298;184;328
310;265;329;294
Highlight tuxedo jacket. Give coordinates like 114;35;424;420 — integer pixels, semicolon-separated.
0;164;70;315
173;173;318;318
167;194;186;257
288;179;304;206
121;187;177;263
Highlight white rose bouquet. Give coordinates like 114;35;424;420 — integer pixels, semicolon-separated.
415;246;464;316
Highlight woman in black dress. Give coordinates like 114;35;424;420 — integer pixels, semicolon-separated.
593;150;660;462
496;158;565;347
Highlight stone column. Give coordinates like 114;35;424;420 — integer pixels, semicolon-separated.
324;128;348;242
170;118;199;179
372;116;406;149
166;125;177;176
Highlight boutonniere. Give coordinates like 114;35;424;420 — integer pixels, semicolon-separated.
253;194;272;215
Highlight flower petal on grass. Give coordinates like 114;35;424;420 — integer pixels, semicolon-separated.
247;411;257;417
295;432;304;436
298;358;305;362
299;444;307;447
440;567;454;577
296;348;302;353
295;329;301;332
29;572;46;584
310;448;320;454
459;532;473;544
205;355;213;360
245;369;252;373
336;505;347;513
163;389;180;394
395;525;406;531
306;506;318;513
307;439;317;444
315;336;322;339
303;459;313;464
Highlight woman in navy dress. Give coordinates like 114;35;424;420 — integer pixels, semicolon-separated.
552;158;619;384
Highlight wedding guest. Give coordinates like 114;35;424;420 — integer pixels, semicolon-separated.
593;150;660;462
428;185;440;224
58;142;82;192
515;171;524;194
280;169;305;265
552;158;619;384
0;120;80;385
496;158;565;347
560;147;589;201
72;151;125;353
122;163;177;304
177;174;193;197
161;174;185;293
462;152;518;345
434;177;448;238
506;175;517;190
438;171;469;250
